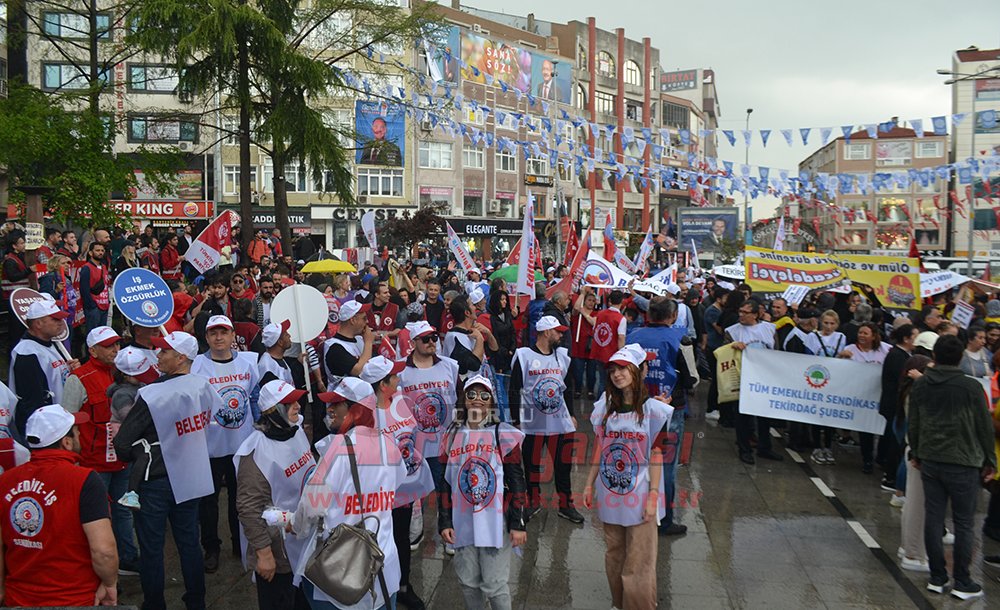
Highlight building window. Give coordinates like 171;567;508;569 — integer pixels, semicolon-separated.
625;99;642;122
418;141;453;169
262;162;307;193
577;45;587;70
464;191;483;216
42;12;111;40
496;150;517;173
419;186;453;210
321;109;353;148
358;168;404;197
876;141;911;166
495;112;518;131
624;60;641;86
577;84;588;110
844;142;871;160
464;107;485;125
877;196;909;221
662;102;688;130
223;165;257;195
127;115;198;143
915;141;943;158
128;64;179;93
597;51;615;78
526;157;549;176
595;90;615;115
623;209;643;232
221;115;238;145
462;146;484;169
42;62;111;91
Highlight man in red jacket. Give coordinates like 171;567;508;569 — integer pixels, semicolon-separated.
591;290;627;398
0;405;118;606
61;326;140;575
159;233;183;281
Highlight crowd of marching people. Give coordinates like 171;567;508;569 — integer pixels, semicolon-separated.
0;219;999;607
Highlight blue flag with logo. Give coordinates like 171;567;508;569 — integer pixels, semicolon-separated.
799;128;810;145
760;129;771;147
722;130;736;146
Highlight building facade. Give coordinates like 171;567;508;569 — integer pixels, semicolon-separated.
798;125;948;253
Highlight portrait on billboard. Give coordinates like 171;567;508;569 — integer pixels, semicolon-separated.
677;208;739;253
356;101;404;167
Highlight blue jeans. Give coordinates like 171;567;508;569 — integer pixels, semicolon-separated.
571;358;597;397
97;467;139;563
301;579;395;610
135;477;206;610
594;361;608;400
84;306;107;335
659;414;685;529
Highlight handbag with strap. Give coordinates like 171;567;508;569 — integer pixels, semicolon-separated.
303;434;392;607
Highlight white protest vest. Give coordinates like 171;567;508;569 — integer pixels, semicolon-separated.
0;382;30;472
398;357;459;458
322;335;363;386
298;427;406;610
234;426;315;572
443;423;524;549
376;395;434;507
725;321;776;350
784;327;823;355
9;336;71;406
818;331;846;358
192;352;260;457
590;396;673;527
141;375;218;502
514;346;574;436
258;353;293;385
674;302;690;331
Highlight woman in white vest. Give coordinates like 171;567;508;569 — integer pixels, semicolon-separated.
583;344;673;610
234;379;313;610
360;356;434;610
439;374;527;610
293;377;406;610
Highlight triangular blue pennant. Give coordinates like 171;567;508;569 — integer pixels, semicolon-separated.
759;167;770;181
931;116;947;135
952;113;967;127
679;129;690;145
841;125;854;141
760;129;771;147
910;119;924;138
742;130;752;147
799;128;811;145
781;129;793;146
820;127;832;146
722;130;736;146
865;124;877;139
722;160;734;177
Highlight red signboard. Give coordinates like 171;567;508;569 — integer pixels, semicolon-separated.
110;200;214;219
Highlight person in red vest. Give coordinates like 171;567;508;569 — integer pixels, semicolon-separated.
159;233;183;281
0;405;119;606
36;228;62;266
591;290;628;399
368;281;403;343
2;231;31;347
60;326;140;576
79;241;111;335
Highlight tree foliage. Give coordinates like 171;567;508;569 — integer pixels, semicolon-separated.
0;83;182;227
382;203;446;249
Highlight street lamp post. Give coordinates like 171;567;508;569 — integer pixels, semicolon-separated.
939;61;1000;275
744;108;753;245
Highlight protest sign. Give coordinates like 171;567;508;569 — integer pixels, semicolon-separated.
582;252;634;289
714;344;742;403
9;288;69;342
271;284;329;394
781;285;810;307
739;349;885;434
831;254;921;310
112;268;174;328
744;247;845;293
920;270;968;297
951;300;976;329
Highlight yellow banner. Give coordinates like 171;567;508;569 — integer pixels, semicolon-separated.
832;254;921;310
744;247;846;293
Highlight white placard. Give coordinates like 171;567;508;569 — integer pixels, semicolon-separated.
951;300;975;329
739;349;886;435
781;285;810;307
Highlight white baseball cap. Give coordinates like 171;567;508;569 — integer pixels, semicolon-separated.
25;405;89;448
608;344;655;368
318;377;375;408
407;320;436;339
151;331;199;360
717;281;736;291
262;319;291;348
664;283;681;296
469;288;485;304
115;346;160;384
464;374;494;394
338;300;370;322
360;355;406;383
914;331;939;351
206;315;234;331
259;379;307;412
546;266;555;273
468;268;481;275
26;295;70;320
536;315;569;332
86;326;121;348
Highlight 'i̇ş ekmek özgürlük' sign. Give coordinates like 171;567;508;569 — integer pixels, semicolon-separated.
112;267;174;328
738;349;885;434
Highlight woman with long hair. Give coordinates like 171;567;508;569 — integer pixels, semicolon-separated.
897;355;933;572
439;374;527;610
584;345;673;610
486;290;516;374
839;321;890;473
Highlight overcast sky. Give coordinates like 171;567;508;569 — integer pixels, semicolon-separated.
464;0;1000;217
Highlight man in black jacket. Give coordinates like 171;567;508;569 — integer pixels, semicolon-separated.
542;291;572;349
869;323;917;488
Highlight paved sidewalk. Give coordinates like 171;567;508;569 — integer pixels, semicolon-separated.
118;388;1000;608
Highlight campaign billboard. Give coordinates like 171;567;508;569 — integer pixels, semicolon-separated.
355;100;405;167
677;208;739;253
424;25;461;84
459;33;571;104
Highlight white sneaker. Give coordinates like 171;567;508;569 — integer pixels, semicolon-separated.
810;449;826;464
444;542;455;556
897;546;906;559
901;557;930;572
823;449;835;465
889;495;905;508
705;411;721;422
409;499;423;548
942;531;955;545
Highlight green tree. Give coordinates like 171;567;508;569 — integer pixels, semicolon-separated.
382;203;445;250
130;0;439;253
0;83;181;227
